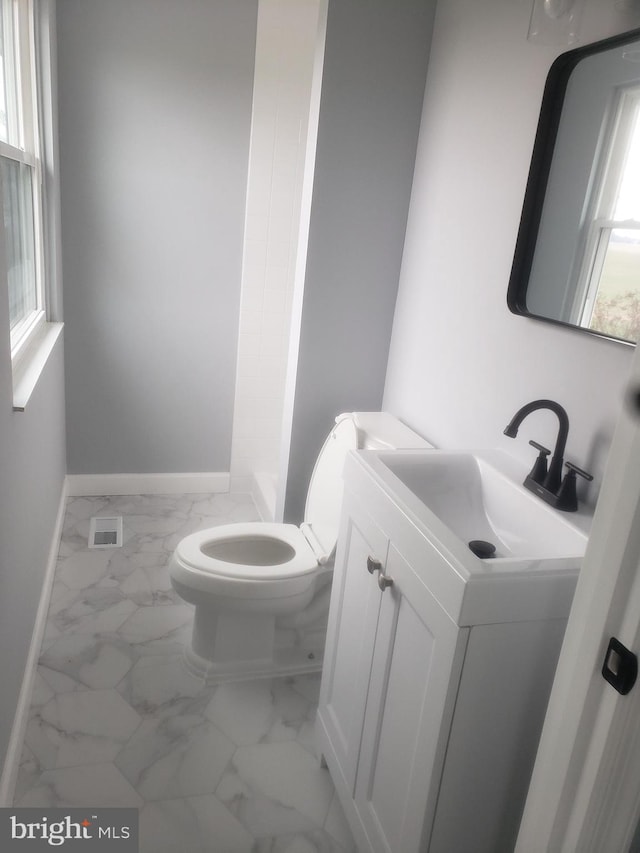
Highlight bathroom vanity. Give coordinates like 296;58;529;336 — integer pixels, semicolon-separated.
316;448;587;853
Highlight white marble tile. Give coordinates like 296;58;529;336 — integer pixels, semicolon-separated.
139;796;255;853
38;664;85;695
294;720;317;757
118;604;192;646
217;770;317;838
115;713;235;801
57;538;83;558
194;494;256;517
39;634;134;690
118;654;204;716
50;586;131;631
264;719;300;746
289;675;321;706
270;680;316;727
48;580;77;614
119;565;178;606
61;500;110;547
125;550;168;570
30;671;56;707
15;493;354;853
205;680;276;746
190;497;231;518
14;745;41;804
137;625;194;657
58;551;113;590
228;502;264;523
62;599;139;636
27;689;141;769
16;763;144;808
40;621;62;654
124;514;189;537
65;497;111;523
255;834;347;853
232;741;335;828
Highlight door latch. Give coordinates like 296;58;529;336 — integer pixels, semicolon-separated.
602;637;638;695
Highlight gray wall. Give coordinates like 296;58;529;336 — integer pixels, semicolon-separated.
0;341;66;769
0;340;66;770
283;0;437;521
58;0;257;475
0;0;66;774
383;0;637;508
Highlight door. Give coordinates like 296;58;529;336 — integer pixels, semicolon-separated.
516;345;640;852
354;542;467;853
317;488;389;794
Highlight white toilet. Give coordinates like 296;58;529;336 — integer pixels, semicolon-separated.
169;411;431;681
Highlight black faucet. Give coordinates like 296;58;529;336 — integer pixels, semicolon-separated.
504;399;592;511
504;399;569;492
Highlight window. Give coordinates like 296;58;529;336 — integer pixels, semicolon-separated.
0;0;44;360
573;84;640;341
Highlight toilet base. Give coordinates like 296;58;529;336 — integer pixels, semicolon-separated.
192;607;276;665
186;605;327;684
183;638;324;685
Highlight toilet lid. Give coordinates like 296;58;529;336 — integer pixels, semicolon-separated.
303;416;358;561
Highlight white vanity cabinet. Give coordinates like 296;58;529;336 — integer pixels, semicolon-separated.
316;451;579;853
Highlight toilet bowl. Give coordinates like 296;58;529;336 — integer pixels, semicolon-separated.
169;412;431;681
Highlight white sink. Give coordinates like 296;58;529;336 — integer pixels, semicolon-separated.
375;450;588;562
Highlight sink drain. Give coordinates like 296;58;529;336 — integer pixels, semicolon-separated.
468;539;496;559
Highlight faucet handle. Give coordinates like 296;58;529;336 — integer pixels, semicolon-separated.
528;440;550;484
555;462;594;512
565;461;593;483
529;440;550;455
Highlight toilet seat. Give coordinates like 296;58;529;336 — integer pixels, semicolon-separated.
170;416;359;605
171;522;320;600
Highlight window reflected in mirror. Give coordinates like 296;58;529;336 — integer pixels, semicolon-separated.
508;29;640;345
579;84;640;340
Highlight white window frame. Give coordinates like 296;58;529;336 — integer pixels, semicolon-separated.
570;84;640;335
1;0;46;365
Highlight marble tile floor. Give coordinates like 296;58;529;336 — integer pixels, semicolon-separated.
14;493;355;853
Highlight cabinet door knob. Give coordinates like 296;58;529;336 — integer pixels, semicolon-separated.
367;556;382;575
378;573;393;591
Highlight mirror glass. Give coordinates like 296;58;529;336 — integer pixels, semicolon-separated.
508;29;640;345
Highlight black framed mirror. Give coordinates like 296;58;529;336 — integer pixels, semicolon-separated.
508;28;640;345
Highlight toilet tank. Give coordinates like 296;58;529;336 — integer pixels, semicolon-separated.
341;412;433;450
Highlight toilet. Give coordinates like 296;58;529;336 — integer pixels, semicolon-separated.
169;412;431;681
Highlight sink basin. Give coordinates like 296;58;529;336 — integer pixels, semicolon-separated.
376;451;587;561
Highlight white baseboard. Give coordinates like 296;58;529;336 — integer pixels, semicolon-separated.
66;471;230;497
0;478;68;807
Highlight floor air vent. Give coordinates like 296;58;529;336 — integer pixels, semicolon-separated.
89;516;123;549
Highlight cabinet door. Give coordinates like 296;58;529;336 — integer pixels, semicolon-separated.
354;543;467;853
318;490;389;795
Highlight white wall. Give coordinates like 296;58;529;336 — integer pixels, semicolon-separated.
230;0;322;513
58;0;257;476
384;0;640;509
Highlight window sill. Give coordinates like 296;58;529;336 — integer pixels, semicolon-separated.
12;321;63;411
